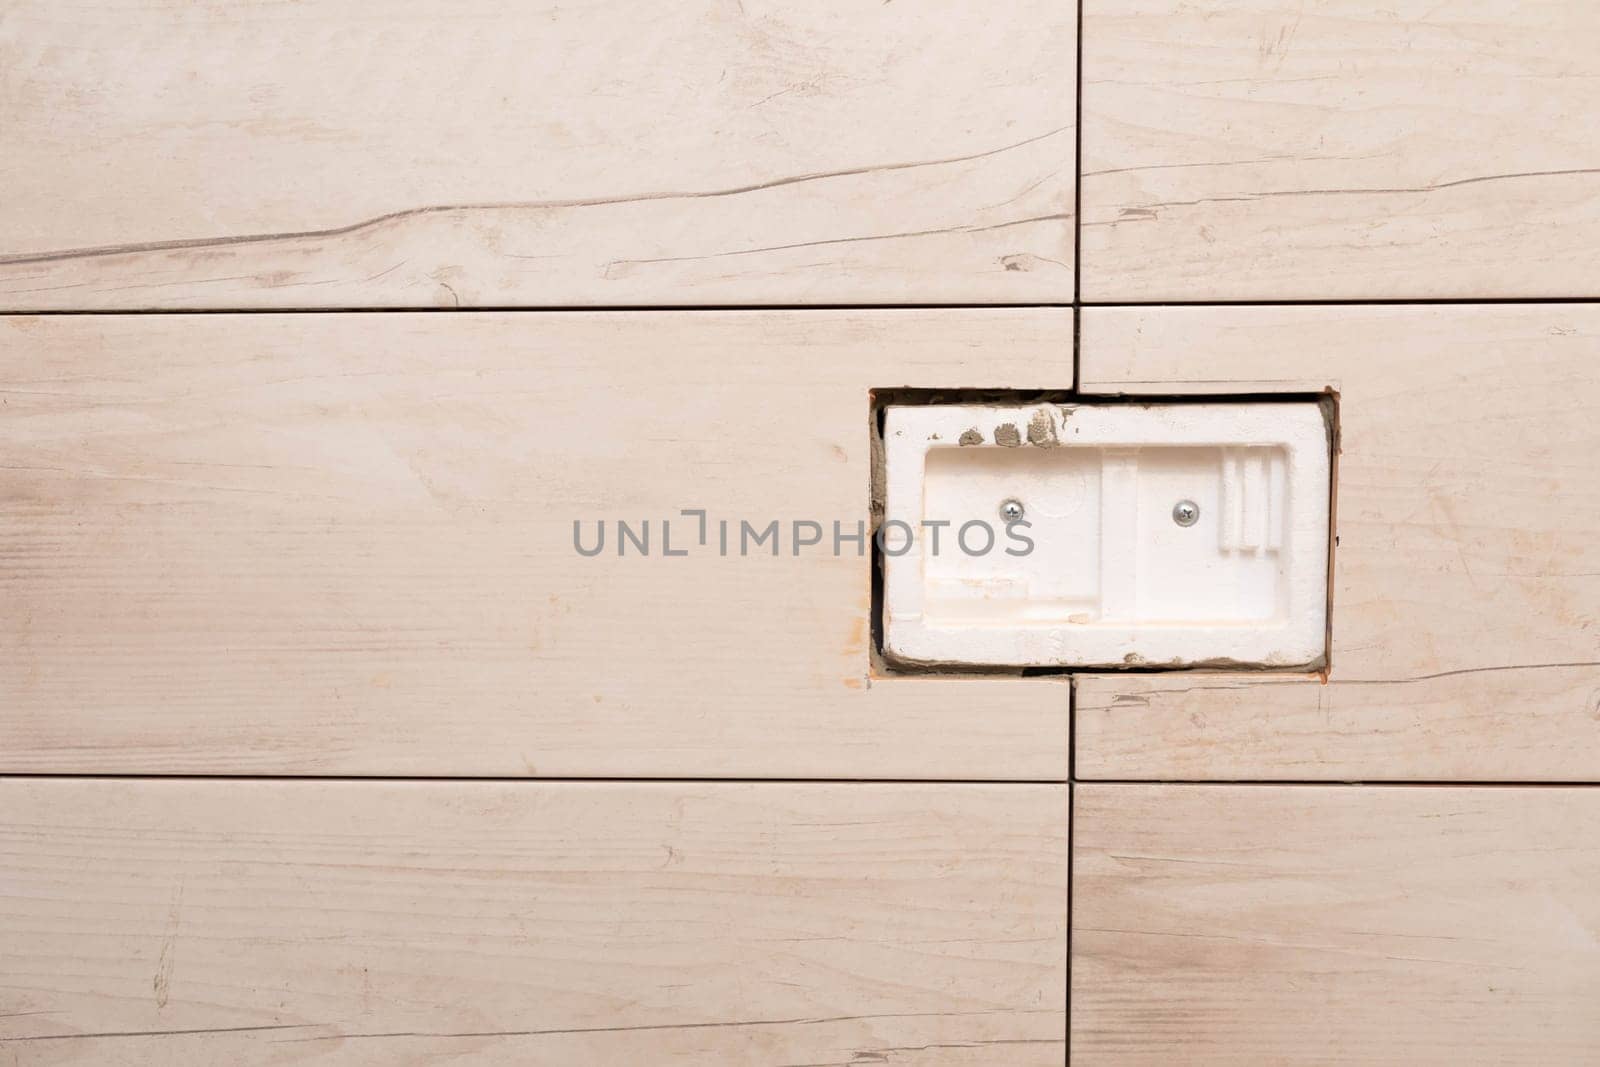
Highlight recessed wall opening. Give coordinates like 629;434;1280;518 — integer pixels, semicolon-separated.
869;389;1336;676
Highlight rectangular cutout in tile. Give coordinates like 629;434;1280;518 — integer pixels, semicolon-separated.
877;399;1331;670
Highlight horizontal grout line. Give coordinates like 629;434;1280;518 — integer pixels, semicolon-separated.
5;774;1594;788
0;304;1077;316
1074;779;1600;787
1082;296;1600;307
2;296;1599;316
0;773;1070;785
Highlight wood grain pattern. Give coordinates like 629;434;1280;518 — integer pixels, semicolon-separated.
0;310;1073;778
1072;784;1600;1065
1076;305;1600;781
1080;0;1600;300
0;779;1069;1065
0;0;1075;309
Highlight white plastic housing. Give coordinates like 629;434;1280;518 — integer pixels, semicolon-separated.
881;401;1330;669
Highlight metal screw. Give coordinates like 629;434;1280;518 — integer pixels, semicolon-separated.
1172;500;1200;527
999;498;1025;523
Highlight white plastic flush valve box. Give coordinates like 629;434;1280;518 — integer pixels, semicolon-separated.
880;401;1331;669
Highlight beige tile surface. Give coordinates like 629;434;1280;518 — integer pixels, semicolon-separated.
1073;784;1600;1065
0;779;1069;1065
1080;0;1600;301
0;0;1075;309
9;8;1599;1064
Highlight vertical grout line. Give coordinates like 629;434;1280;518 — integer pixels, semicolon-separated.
1069;676;1077;782
1066;678;1077;1066
1072;0;1085;392
1068;0;1085;1055
1066;777;1076;1066
1073;292;1082;392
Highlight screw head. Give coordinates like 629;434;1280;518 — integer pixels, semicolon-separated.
1172;500;1200;527
999;498;1025;523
